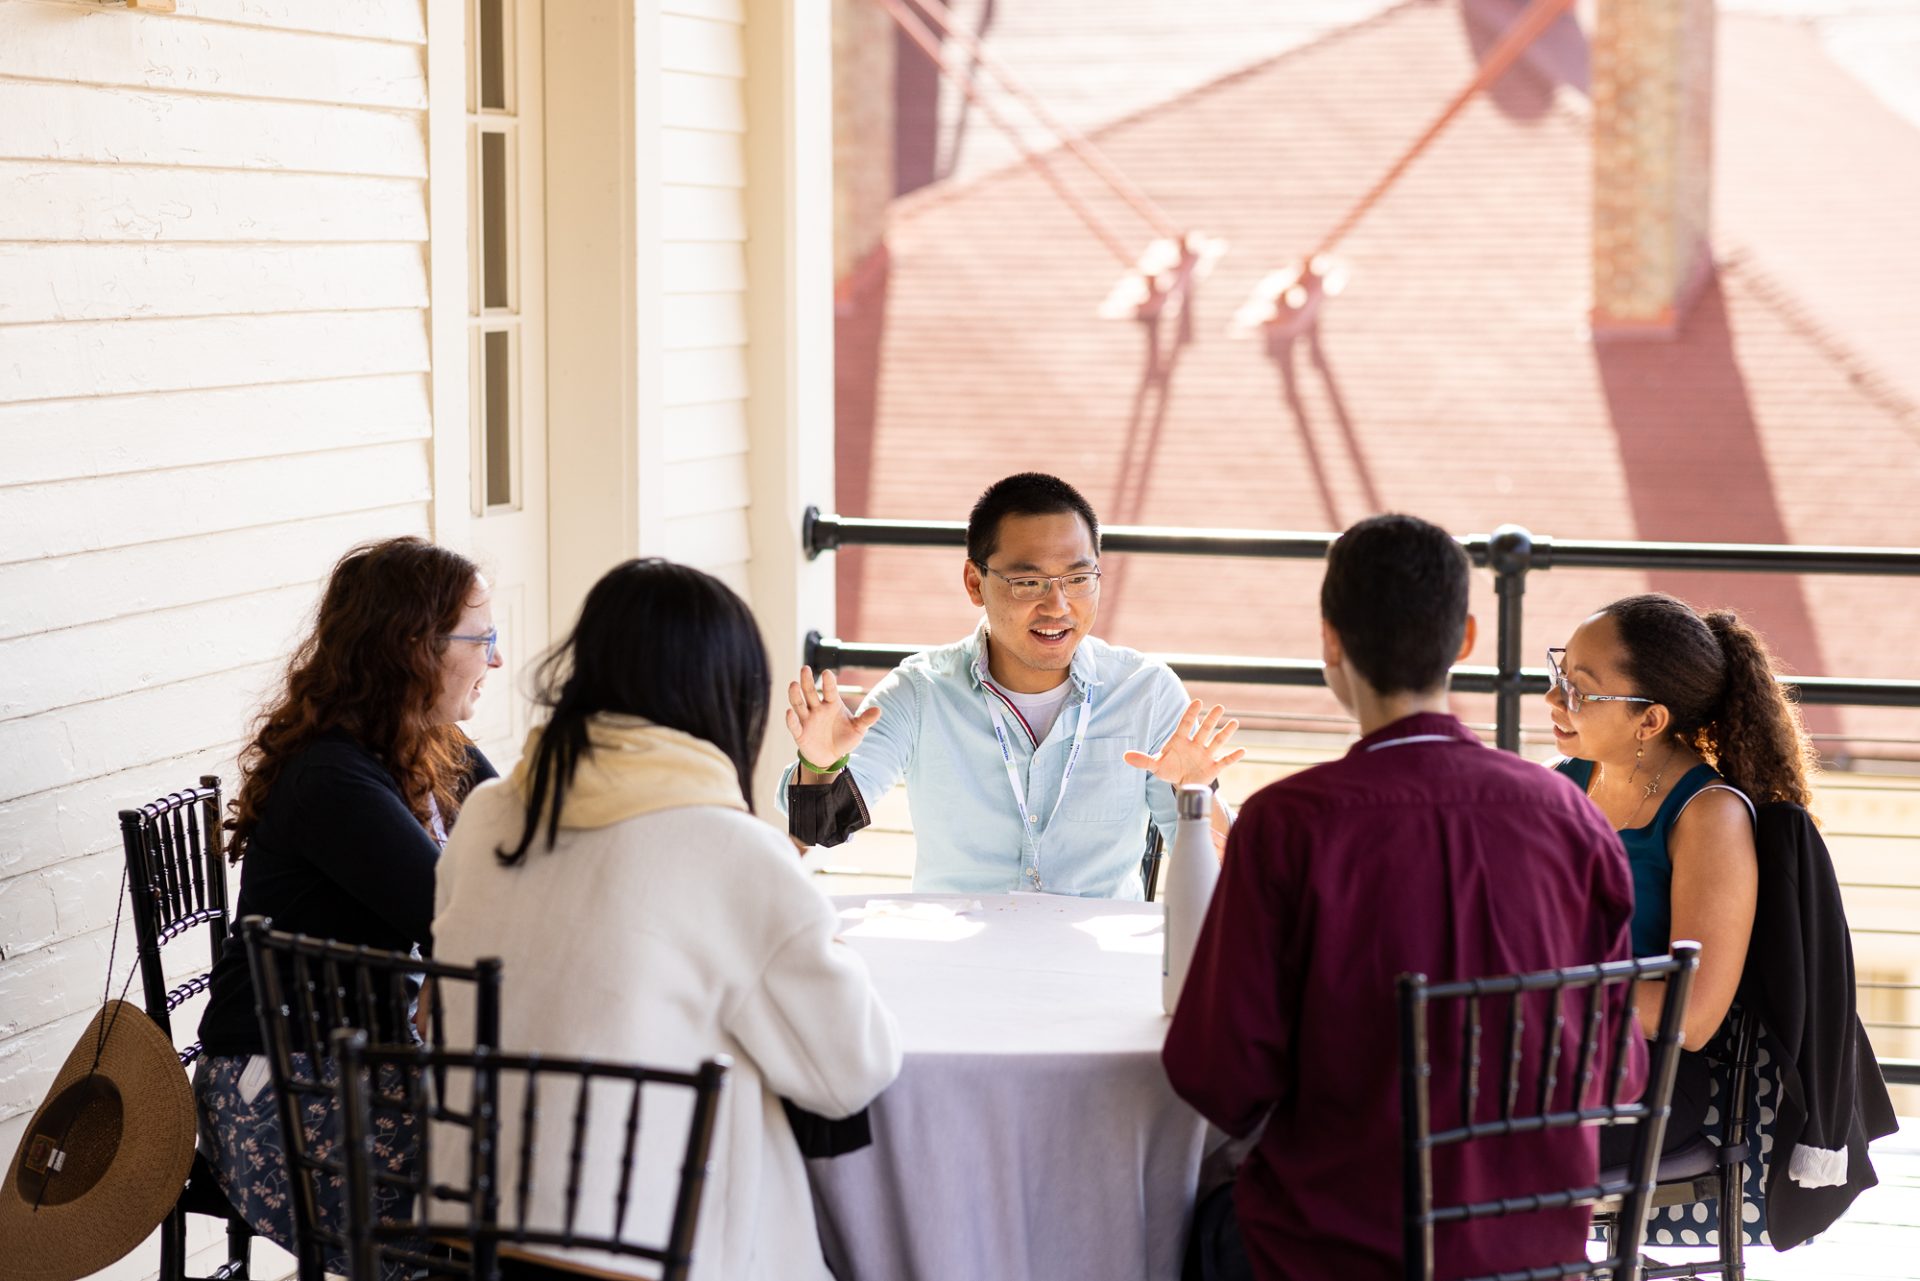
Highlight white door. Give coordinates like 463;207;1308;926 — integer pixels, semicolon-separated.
464;0;549;765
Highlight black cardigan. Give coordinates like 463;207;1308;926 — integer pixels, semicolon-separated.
1742;802;1899;1249
197;729;496;1056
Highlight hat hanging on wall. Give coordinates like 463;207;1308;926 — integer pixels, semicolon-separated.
0;1000;197;1281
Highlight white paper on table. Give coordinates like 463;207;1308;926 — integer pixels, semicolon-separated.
1073;913;1165;956
840;898;987;942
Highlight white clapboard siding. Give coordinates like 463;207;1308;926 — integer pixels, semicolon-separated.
0;506;429;641
0;243;429;325
0;161;427;242
661;347;750;408
662;401;749;463
662;184;747;241
183;0;426;43
660;70;745;132
661;126;746;187
660;509;753;569
2;1009;98;1119
0;82;427;178
0;847;115;981
0;3;427;108
662;241;746;294
0;12;441;1259
3;442;433;563
653;5;751;590
705;561;751;600
659;15;747;77
662;0;744;24
0;663;280;801
663;453;751;521
0;310;429;404
0;921;121;1029
0;742;246;883
662;292;748;350
0;884;217;1053
1;374;430;485
0;583;319;721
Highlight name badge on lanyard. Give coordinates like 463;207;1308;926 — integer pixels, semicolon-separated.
981;683;1092;846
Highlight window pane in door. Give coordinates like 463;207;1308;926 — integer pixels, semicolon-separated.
483;329;514;508
481;131;511;310
479;0;508;111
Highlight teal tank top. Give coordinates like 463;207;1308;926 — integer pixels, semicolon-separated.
1554;759;1729;958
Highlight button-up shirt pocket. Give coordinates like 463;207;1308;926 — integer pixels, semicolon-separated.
1059;738;1146;823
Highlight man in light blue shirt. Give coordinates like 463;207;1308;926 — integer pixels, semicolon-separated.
781;473;1240;898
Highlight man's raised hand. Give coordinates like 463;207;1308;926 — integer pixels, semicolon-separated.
786;665;881;771
1124;700;1245;789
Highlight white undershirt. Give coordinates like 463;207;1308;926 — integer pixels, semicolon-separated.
999;681;1075;744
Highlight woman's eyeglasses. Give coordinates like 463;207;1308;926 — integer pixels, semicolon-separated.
445;627;500;663
1546;647;1653;717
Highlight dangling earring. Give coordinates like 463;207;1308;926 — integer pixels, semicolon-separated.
1628;741;1644;784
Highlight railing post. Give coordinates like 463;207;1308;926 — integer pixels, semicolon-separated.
802;506;820;559
1486;525;1535;754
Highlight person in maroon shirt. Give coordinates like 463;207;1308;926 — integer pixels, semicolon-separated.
1163;514;1643;1281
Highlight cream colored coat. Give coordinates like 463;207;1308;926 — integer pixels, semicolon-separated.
432;780;901;1281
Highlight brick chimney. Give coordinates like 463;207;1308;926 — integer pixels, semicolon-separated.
833;0;895;285
1590;0;1716;336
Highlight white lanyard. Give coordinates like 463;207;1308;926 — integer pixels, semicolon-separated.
981;680;1093;843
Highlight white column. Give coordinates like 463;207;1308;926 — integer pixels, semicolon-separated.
744;0;837;812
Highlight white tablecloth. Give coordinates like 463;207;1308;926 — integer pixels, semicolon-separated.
806;893;1207;1281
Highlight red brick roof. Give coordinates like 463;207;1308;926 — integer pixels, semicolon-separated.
835;2;1920;750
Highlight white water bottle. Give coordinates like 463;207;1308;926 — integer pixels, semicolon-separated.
1162;784;1220;1015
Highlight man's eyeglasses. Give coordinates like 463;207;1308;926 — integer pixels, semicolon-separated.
973;562;1102;602
445;626;500;663
1546;647;1653;717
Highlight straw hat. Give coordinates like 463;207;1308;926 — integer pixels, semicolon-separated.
1;1001;198;1281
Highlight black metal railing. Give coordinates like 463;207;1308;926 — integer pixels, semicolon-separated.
802;507;1920;753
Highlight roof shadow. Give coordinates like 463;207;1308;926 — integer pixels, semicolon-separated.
1460;0;1588;120
1592;271;1839;736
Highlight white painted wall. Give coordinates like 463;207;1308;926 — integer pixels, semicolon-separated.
0;0;834;1274
0;2;434;1276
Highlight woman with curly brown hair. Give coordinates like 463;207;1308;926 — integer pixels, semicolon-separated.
191;536;503;1256
1545;592;1817;1163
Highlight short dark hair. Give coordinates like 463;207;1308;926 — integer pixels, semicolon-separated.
1320;514;1469;695
499;559;771;863
965;473;1101;565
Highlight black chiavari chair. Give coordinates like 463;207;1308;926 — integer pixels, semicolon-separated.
119;776;253;1281
332;1030;730;1281
240;916;501;1281
1398;943;1701;1281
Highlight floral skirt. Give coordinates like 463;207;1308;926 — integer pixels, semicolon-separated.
193;1053;421;1274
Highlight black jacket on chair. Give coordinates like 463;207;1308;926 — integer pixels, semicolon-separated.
1741;802;1899;1249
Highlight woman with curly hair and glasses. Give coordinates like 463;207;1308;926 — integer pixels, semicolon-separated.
192;536;504;1255
1546;593;1818;1167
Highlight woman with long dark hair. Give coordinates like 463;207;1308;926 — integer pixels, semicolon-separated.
192;535;504;1249
432;559;899;1281
1546;592;1817;1162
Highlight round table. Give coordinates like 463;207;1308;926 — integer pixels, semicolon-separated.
806;893;1207;1281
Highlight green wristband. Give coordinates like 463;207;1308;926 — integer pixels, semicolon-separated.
797;750;850;775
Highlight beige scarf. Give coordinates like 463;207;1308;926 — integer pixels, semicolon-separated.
506;714;747;830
